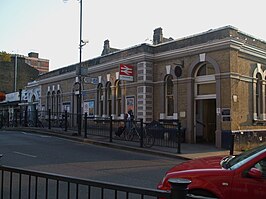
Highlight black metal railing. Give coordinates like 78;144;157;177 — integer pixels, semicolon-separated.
1;110;185;153
0;165;191;199
0;165;218;199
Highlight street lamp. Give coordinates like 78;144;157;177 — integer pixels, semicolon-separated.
65;0;87;135
77;0;83;135
77;0;89;135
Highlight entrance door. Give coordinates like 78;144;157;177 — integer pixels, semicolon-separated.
196;99;216;143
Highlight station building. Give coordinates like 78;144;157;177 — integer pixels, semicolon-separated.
28;26;266;148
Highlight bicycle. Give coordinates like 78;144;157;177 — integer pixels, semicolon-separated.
58;116;69;130
125;120;155;148
28;119;44;128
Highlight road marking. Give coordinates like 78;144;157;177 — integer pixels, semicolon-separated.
13;151;37;158
21;132;51;138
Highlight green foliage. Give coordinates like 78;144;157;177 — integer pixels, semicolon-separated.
0;51;11;62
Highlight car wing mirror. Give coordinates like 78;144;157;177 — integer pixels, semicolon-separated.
248;168;263;179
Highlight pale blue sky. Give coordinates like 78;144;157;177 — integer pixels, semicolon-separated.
1;0;266;71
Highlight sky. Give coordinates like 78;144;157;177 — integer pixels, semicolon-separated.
1;0;266;71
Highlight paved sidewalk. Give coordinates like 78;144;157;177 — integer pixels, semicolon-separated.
1;127;232;160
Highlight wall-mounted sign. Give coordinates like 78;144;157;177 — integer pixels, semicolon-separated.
84;77;98;84
221;108;230;116
221;108;231;121
119;64;134;81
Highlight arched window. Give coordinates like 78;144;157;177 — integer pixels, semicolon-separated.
165;75;174;116
97;83;103;116
195;63;216;97
256;73;263;118
197;62;215;76
115;80;122;116
106;82;112;116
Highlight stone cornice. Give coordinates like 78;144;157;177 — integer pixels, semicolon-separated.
88;38;266;73
32;38;266;85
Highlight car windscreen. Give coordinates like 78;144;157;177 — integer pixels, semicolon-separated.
224;145;266;170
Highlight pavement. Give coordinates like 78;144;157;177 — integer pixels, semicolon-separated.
1;127;233;160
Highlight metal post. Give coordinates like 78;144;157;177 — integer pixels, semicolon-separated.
0;114;2;128
19;89;22;126
14;109;17;127
169;178;191;199
35;109;38;127
109;115;113;143
64;110;68;132
230;133;235;155
14;53;17;92
84;112;87;138
24;109;27;127
140;119;143;148
77;0;83;136
48;109;51;129
177;121;181;154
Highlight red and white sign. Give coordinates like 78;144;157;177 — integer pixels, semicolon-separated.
119;64;134;81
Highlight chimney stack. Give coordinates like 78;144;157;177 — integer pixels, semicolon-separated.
28;52;39;58
101;40;110;56
153;27;163;45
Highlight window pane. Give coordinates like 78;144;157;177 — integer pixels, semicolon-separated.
197;83;216;95
197;63;215;76
167;79;173;95
167;96;174;116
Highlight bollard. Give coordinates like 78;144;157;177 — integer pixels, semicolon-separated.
169;178;191;199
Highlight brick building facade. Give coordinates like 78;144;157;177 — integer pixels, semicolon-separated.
25;52;49;73
29;26;266;148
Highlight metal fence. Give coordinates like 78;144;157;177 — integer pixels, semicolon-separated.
0;165;188;199
1;110;185;153
0;164;218;199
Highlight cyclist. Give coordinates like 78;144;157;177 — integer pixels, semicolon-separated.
115;110;134;137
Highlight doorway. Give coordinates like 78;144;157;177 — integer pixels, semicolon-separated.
195;99;216;143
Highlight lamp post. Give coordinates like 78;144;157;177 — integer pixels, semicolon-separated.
77;0;83;135
14;53;18;92
65;0;87;135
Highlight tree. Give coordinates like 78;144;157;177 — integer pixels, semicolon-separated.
0;51;11;62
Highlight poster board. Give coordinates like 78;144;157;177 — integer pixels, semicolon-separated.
126;96;135;113
84;100;95;116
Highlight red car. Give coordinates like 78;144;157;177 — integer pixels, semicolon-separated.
157;144;266;199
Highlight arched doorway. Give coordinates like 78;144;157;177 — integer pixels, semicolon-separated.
194;61;217;144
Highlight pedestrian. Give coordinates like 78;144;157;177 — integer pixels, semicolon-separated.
127;109;134;129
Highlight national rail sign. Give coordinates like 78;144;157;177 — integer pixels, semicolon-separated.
119;64;134;81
